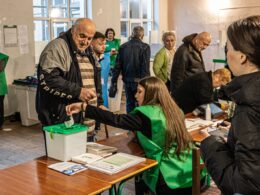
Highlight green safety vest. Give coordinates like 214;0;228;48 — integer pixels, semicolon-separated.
132;105;206;193
0;53;9;95
104;38;121;67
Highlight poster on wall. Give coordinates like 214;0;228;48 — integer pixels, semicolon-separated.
18;25;29;54
3;25;18;47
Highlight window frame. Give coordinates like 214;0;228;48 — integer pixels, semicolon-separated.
120;0;154;43
33;0;86;41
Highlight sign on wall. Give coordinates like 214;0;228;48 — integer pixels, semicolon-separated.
3;25;18;47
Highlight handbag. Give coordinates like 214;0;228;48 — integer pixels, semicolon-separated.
109;83;117;97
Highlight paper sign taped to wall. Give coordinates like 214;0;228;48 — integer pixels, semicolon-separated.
3;25;18;47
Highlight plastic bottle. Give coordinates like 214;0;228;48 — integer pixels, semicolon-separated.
205;104;212;121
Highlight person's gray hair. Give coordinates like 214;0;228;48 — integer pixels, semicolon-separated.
162;31;176;42
132;26;144;39
72;18;95;32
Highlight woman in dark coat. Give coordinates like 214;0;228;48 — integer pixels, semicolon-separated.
200;15;260;194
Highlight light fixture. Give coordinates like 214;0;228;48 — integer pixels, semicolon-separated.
207;0;230;14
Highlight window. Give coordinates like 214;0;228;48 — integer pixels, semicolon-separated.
120;0;155;43
33;0;87;63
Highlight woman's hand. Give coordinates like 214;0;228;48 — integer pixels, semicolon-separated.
217;120;231;131
99;105;108;111
66;102;87;116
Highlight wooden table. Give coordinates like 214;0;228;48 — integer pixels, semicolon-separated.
0;132;157;195
187;112;227;142
98;132;143;156
38;157;157;195
37;141;157;195
0;160;111;195
97;133;157;194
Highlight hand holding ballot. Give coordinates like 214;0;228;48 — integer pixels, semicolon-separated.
66;102;87;115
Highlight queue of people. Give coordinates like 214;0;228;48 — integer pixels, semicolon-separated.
32;15;260;195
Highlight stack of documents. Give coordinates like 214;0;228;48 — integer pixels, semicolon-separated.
87;142;117;157
72;153;103;164
185;118;214;132
87;152;145;175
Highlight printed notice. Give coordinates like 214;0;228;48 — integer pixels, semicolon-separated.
18;25;29;54
3;25;18;47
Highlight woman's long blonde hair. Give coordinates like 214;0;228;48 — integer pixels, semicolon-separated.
139;77;192;157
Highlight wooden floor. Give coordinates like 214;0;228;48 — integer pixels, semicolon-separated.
0;99;220;194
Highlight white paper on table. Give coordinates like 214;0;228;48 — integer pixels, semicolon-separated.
185;118;214;132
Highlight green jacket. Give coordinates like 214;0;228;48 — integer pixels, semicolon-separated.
132;105;205;193
0;53;9;95
153;48;168;83
105;38;121;67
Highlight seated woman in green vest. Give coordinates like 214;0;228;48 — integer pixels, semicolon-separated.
66;76;205;194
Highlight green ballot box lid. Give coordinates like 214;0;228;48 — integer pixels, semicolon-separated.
43;124;88;134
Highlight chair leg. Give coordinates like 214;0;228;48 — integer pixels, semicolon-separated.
105;124;109;138
192;147;201;195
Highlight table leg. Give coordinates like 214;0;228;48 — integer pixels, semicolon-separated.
109;185;116;195
117;180;126;195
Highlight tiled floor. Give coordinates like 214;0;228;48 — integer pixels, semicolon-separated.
0;121;45;169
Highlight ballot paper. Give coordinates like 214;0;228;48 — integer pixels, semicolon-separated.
185;118;214;132
87;152;145;175
64;116;74;128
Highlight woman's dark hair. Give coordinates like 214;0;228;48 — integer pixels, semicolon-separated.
227;15;260;68
105;28;115;38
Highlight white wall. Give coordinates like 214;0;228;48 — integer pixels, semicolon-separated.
0;0;35;84
91;0;121;38
2;0;259;82
170;0;260;71
157;0;170;40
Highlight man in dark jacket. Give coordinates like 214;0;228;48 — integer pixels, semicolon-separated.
36;18;102;127
110;26;150;113
170;32;211;93
172;68;231;113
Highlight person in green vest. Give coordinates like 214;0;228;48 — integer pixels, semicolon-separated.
0;53;9;130
104;28;121;69
66;76;205;194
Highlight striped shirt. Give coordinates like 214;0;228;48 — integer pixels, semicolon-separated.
77;54;97;132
